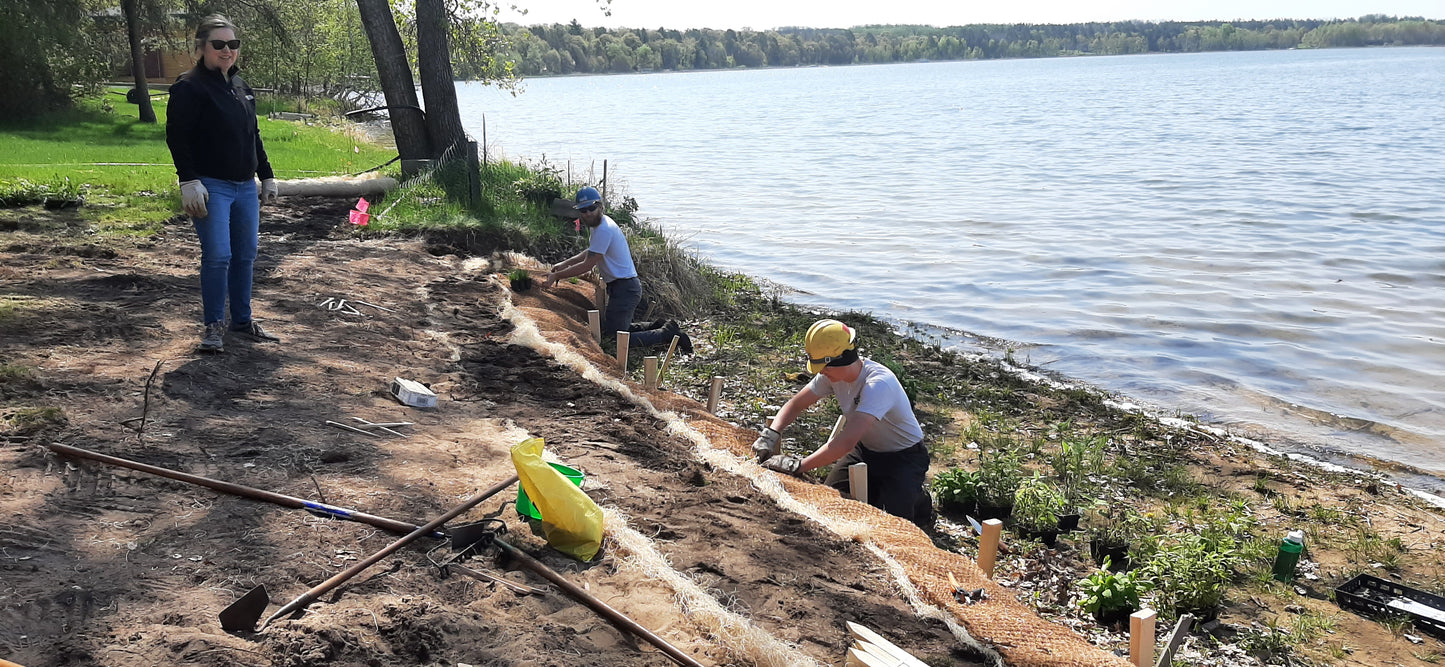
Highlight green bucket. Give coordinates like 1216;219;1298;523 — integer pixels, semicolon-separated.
516;462;585;521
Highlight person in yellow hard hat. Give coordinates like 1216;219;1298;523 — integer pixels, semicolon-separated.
754;319;932;526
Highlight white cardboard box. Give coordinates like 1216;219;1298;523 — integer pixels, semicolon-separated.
391;377;437;408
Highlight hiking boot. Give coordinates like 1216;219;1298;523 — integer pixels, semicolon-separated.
662;320;693;355
197;321;226;353
231;320;281;342
673;330;693;355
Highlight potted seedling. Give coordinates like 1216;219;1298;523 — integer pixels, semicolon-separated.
507;268;534;292
975;447;1023;522
930;468;979;517
1049;431;1106;532
1141;533;1238;619
1077;559;1143;628
1085;505;1138;571
1013;473;1067;546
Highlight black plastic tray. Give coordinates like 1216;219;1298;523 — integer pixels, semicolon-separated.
1335;573;1445;639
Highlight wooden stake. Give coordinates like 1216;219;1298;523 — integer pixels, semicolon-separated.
707;376;722;414
847;643;896;667
978;519;1003;578
594;279;606;310
1155;613;1193;667
643;356;658;389
845;622;928;667
1130;609;1157;667
587;310;601;342
616;331;629;371
849;462;869;504
828;414;846;442
658;335;680;382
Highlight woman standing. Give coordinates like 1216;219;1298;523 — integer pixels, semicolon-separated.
166;14;280;353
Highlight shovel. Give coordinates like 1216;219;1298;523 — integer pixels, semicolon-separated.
221;474;519;632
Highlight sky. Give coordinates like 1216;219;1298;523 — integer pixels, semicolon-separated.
498;0;1445;30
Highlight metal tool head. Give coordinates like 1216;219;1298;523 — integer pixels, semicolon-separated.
219;584;270;632
448;519;504;553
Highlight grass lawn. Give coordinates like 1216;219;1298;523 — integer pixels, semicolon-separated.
0;92;395;232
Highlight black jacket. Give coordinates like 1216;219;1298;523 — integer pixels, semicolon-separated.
165;64;274;183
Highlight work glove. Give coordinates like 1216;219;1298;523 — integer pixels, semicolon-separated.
752;427;781;462
180;180;209;218
762;454;804;476
260;178;279;205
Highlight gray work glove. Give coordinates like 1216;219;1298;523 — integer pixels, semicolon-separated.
180;179;209;218
752;427;780;462
763;454;803;476
260;178;279;205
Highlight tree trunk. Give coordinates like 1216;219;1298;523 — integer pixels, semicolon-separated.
415;0;466;160
121;0;156;123
354;0;431;160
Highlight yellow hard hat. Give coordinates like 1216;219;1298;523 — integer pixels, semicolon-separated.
804;319;856;374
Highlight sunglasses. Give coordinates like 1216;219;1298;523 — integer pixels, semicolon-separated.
577;204;599;213
209;39;242;51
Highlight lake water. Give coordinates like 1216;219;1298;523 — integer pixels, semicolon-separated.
456;48;1445;478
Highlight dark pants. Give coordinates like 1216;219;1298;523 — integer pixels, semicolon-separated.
605;277;670;346
823;442;931;526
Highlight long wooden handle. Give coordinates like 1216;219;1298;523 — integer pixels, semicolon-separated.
47;443;437;537
262;474;519;628
495;537;705;667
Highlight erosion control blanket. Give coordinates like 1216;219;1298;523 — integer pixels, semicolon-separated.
511;437;604;561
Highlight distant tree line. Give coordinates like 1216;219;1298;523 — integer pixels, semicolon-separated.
485;15;1445;77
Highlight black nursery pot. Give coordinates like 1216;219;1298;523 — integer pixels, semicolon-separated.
976;502;1013;522
1093;607;1134;628
939;499;976;518
1090;542;1131;571
1027;528;1060;547
1057;513;1081;532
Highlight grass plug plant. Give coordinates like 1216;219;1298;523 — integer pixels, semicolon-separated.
507;268;534;292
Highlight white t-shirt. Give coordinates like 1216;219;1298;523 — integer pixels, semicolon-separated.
587;215;638;283
806;358;923;453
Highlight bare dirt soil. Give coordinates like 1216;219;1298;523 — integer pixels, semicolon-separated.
0;198;986;666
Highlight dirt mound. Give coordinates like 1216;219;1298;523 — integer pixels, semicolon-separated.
1;198;985;666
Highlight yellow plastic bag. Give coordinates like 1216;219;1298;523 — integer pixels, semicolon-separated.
510;437;603;561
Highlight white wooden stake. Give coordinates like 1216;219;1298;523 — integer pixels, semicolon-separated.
1130;609;1157;667
978;519;1003;578
643;356;658;389
593;276;606;310
587;310;601;343
616;331;629;371
828;415;846;441
707;376;723;414
849;462;869;504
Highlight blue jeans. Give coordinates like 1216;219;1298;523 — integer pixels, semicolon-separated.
193;177;259;326
605;277;670;346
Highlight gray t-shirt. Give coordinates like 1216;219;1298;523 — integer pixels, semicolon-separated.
587;215;638;283
806;358;923;453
